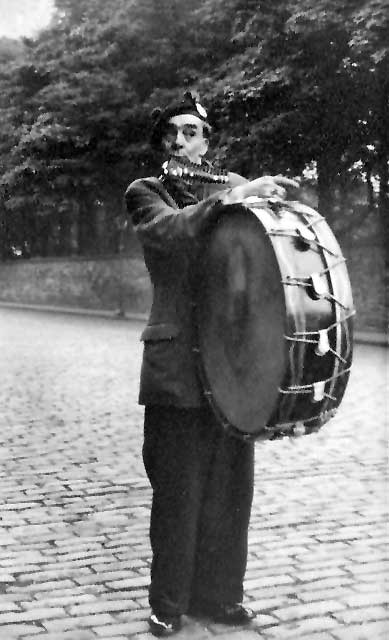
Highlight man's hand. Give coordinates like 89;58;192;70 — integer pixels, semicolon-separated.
224;175;300;204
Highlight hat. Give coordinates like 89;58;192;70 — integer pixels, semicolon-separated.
150;91;209;150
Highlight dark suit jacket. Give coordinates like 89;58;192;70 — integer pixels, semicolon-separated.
125;174;235;407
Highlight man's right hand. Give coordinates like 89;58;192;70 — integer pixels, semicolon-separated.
224;175;300;204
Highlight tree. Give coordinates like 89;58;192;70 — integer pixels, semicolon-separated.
196;0;388;233
0;0;209;257
348;0;389;241
0;0;387;257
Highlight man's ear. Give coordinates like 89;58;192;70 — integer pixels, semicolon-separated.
199;135;209;158
202;122;212;141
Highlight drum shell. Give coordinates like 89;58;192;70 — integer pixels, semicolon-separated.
265;201;354;432
194;199;354;440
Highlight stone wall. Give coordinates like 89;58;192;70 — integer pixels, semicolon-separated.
0;242;386;332
0;255;152;315
342;242;387;333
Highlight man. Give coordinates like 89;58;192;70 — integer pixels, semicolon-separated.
125;92;297;637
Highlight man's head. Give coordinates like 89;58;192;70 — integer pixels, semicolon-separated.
150;92;211;164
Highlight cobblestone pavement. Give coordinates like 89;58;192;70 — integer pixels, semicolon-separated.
0;308;387;640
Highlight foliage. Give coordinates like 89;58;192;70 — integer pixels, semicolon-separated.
0;0;388;258
195;1;388;228
0;37;25;63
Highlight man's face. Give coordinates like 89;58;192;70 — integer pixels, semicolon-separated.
161;113;209;164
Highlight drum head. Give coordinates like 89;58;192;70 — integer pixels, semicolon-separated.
196;205;286;435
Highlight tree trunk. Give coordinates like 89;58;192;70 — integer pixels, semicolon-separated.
377;150;389;246
58;211;73;256
375;68;389;248
0;204;8;260
77;195;97;255
38;218;50;257
316;153;338;223
365;163;375;212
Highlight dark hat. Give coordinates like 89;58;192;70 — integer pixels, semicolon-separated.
150;91;209;150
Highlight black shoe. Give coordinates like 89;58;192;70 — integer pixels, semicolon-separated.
214;602;257;625
148;612;181;637
189;601;256;625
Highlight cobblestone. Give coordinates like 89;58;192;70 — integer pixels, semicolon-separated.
264;616;339;637
43;613;115;631
331;621;389;639
0;624;44;638
0;308;388;639
24;632;96;640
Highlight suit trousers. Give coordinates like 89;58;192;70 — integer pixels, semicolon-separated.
143;404;255;616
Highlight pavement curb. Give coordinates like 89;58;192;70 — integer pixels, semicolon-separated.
0;301;387;346
0;301;148;323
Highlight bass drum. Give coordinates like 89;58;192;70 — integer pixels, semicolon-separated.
194;198;354;441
